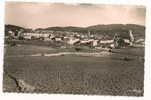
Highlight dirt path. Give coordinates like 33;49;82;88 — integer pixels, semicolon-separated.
5;51;112;58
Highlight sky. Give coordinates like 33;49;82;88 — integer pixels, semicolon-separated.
5;2;146;29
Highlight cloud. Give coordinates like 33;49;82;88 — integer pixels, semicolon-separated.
5;2;146;28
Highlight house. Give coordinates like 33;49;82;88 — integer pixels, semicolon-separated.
54;37;62;42
113;34;126;48
67;38;80;45
8;30;15;36
23;32;50;40
93;40;99;46
100;40;114;44
113;30;135;48
7;29;24;39
23;35;32;40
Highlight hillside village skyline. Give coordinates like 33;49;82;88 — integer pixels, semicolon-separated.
5;23;145;48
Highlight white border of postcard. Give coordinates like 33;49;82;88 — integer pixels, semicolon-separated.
0;0;151;100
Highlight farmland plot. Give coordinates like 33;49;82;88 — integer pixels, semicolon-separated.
3;45;144;96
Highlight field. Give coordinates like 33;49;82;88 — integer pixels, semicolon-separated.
3;44;144;96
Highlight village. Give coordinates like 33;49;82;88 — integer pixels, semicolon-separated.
5;28;137;50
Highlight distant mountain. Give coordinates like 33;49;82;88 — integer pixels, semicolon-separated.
5;24;25;30
36;26;87;33
86;24;145;39
86;24;144;32
39;24;145;32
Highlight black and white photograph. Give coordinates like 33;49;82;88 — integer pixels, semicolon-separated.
3;1;146;96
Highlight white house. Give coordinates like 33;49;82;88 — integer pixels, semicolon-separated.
67;38;80;45
23;32;50;39
92;40;98;46
100;40;114;44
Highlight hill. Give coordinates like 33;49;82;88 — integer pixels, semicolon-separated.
5;24;32;36
86;24;145;39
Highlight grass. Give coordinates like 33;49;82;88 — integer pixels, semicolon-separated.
3;45;144;96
